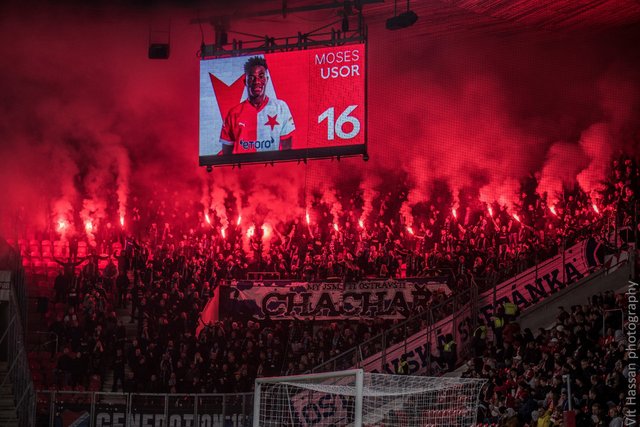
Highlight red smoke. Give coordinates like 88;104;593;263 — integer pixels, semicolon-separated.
0;2;639;240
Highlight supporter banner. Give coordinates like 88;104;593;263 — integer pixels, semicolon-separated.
220;278;451;321
289;237;611;425
94;410;249;427
476;237;604;322
363;304;473;375
357;237;606;375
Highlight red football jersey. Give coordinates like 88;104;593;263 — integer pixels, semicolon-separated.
219;96;295;154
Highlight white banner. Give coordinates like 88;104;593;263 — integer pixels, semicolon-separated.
223;278;451;321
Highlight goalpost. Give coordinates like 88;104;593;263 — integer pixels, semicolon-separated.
253;369;486;427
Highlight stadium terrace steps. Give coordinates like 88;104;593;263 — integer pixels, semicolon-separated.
517;260;631;332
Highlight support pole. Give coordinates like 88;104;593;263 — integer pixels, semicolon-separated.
252;382;262;427
354;368;364;427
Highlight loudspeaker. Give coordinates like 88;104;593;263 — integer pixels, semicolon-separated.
148;43;170;59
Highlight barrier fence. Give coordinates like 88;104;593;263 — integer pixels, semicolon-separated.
1;256;36;427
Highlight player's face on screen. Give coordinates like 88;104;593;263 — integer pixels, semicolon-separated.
246;65;267;99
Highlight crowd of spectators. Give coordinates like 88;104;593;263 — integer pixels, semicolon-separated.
25;154;637;398
463;291;630;427
39;153;638;292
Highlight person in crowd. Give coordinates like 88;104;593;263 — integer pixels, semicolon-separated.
24;154;636;410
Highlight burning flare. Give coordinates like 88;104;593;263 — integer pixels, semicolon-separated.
592;203;600;214
512;213;521;223
549;206;557;216
120;215;125;227
305;211;310;225
247;225;255;238
333;223;339;232
488;206;493;217
84;219;93;233
452;208;457;219
205;213;211;225
57;219;67;232
237;215;242;226
406;226;414;235
358;219;364;229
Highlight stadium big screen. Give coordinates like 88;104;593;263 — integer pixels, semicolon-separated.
199;43;367;166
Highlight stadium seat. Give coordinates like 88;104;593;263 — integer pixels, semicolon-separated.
19;243;29;257
41;240;53;258
29;240;41;258
53;240;65;258
77;241;87;258
31;258;44;273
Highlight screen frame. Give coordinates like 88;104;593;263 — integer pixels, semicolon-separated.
198;42;368;167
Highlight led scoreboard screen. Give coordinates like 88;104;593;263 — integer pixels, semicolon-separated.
199;43;367;166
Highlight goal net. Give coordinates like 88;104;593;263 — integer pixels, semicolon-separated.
253;369;485;427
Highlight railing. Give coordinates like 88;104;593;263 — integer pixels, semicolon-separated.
35;391;254;427
246;271;281;281
0;264;36;427
309;234;632;376
311;276;477;374
1;245;28;327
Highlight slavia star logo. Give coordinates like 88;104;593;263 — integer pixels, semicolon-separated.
265;114;279;130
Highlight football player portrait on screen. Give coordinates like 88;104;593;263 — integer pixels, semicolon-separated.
219;56;295;155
